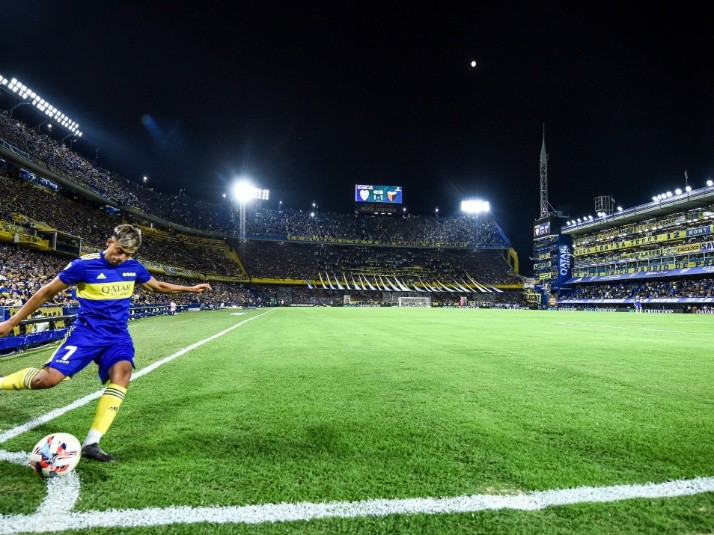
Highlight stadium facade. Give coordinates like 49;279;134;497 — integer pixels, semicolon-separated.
556;187;714;312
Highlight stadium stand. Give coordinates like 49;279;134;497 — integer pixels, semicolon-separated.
558;191;714;312
1;108;526;352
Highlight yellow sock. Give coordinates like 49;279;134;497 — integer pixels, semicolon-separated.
89;383;127;435
0;368;42;390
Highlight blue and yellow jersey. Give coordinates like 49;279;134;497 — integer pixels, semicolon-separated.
59;253;152;342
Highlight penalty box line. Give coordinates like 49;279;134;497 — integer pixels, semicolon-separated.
0;311;270;446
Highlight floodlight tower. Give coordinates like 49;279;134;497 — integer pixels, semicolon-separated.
531;129;572;308
539;126;549;218
230;178;269;241
0;74;84;138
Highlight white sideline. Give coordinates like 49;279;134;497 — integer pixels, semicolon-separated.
0;311;270;445
0;476;712;533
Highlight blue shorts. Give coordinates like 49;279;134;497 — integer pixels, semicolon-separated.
46;336;135;384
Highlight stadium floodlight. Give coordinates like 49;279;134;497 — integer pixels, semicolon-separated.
675;188;682;195
232;179;269;203
460;199;490;214
577;218;582;223
666;191;673;198
685;185;692;192
0;73;83;137
617;206;623;212
707;180;713;187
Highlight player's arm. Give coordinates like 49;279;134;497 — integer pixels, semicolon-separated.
141;277;211;295
0;276;70;337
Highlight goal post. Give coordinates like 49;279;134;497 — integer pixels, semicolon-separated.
398;296;431;307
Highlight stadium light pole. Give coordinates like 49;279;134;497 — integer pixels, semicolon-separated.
5;101;31;117
231;178;269;241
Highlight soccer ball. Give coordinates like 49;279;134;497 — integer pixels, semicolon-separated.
30;433;82;477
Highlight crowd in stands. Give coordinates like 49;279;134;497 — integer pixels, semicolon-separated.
0;172;244;275
571;205;714;279
234;240;521;284
563;277;714;300
238;208;507;248
2;113;511;248
0;243;256;309
0;245;74;307
1;111;523;321
134;276;260;308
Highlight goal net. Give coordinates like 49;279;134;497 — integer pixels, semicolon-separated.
398;296;431;307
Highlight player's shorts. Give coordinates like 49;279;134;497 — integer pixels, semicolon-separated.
45;335;135;384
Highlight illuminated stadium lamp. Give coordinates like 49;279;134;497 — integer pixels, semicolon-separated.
675;188;682;195
310;211;315;217
232;179;269;203
685;185;692;192
617;206;623;212
666;191;673;198
707;180;713;187
652;196;658;202
0;74;83;136
460;199;490;214
577;218;582;223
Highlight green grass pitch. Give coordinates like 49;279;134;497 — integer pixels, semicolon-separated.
1;308;712;533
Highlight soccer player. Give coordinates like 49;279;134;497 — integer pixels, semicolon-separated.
635;295;642;314
0;224;211;462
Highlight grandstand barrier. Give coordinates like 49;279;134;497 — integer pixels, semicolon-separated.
0;304;188;356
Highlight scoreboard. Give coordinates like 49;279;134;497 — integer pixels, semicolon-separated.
533;221;551;237
355;184;403;204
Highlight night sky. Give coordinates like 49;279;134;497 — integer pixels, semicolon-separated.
2;2;712;274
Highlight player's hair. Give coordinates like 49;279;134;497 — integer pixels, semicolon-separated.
112;224;142;249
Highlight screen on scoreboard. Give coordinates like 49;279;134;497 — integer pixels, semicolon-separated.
355;184;403;204
533;221;551;237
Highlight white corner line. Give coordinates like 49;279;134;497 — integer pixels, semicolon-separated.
0;476;712;533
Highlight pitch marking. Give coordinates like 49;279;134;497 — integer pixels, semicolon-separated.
0;476;712;533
